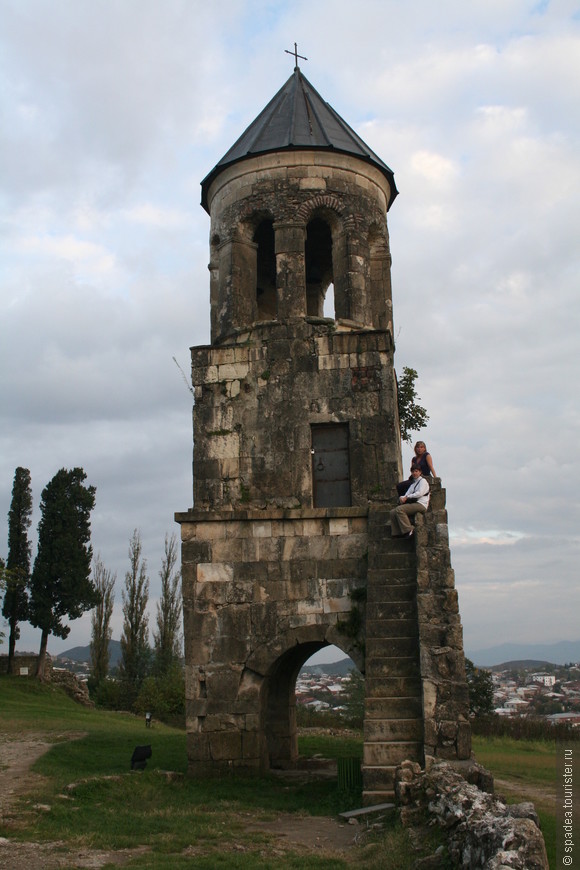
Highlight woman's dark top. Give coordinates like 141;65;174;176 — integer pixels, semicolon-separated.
410;452;433;476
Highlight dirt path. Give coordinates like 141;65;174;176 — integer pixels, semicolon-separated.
0;734;53;820
0;732;151;869
492;776;556;814
0;734;359;868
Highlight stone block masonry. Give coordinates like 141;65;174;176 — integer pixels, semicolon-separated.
176;506;370;773
177;68;472;796
191;321;400;512
177;480;471;792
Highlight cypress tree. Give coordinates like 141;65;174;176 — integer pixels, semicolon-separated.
3;467;33;672
29;467;97;678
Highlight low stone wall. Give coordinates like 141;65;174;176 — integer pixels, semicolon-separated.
0;653;51;677
395;759;548;869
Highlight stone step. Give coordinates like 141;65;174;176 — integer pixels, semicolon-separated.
380;539;416;554
366;618;419;638
365;637;419;658
365;676;422;698
364;718;424;742
366;568;416;587
366;582;416;604
365;697;423;719
367;509;394;527
368;551;415;570
364;656;420;679
363;740;423;766
371;601;417;621
362;765;396;792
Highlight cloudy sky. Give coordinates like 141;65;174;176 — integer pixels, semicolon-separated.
1;0;579;660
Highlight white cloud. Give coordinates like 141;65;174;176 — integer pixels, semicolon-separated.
121;204;190;229
14;234;117;276
450;529;528;547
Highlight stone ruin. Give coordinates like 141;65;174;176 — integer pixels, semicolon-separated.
396;759;549;869
176;65;472;803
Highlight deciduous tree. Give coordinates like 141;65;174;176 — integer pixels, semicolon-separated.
119;529;150;707
465;658;495;716
341;668;365;728
90;555;116;688
2;467;33;671
28;468;97;679
396;366;429;443
153;533;182;676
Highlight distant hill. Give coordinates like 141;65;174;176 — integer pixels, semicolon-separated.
467;640;580;668
300;657;356;677
56;640;122;667
56;641;580;672
489;660;556;671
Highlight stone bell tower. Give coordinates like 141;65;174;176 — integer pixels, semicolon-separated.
176;64;471;802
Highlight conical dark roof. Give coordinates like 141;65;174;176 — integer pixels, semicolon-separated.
201;67;398;212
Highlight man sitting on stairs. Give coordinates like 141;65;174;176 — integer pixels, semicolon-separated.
390;465;430;538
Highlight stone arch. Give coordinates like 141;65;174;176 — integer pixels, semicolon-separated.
298;196;366;321
247;624;363;769
296;193;343;225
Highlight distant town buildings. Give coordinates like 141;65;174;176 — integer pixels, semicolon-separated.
491;664;580;724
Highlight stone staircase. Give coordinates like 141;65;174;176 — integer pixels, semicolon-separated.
362;505;424;804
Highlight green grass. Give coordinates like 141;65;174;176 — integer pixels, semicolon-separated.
472;734;556;787
0;677;372;868
472;734;556;868
0;678;558;868
299;733;363;760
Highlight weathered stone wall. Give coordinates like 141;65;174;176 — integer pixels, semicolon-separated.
0;653;51;677
396;759;549;869
176;506;369;773
178;480;472;787
51;669;93;706
205;153;395;342
191;321;400;510
415;481;471;761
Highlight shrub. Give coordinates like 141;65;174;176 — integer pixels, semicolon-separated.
93;677;122;710
133;667;185;727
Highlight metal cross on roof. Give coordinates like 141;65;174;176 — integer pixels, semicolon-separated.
285;42;307;69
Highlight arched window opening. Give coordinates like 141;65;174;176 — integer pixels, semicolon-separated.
254;219;276;321
305;218;334;318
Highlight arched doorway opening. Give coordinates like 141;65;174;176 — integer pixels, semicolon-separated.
262;641;362;769
297;647;364;730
